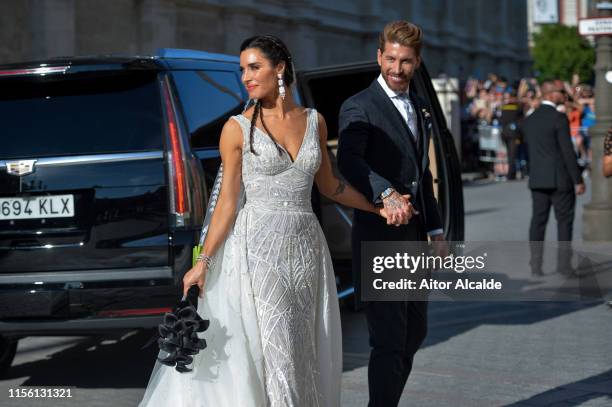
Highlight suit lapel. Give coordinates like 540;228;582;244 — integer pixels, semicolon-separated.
369;81;419;162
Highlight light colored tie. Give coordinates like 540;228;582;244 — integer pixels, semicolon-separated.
401;95;418;141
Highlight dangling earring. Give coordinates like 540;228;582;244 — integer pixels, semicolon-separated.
278;73;286;101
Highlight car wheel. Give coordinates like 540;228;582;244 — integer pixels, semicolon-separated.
0;336;17;377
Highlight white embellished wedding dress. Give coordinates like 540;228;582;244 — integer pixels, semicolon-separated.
139;108;342;407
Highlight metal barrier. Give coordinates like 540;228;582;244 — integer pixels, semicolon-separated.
477;124;507;164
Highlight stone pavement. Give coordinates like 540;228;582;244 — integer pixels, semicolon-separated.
340;178;612;406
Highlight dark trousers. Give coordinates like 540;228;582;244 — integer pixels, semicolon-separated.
504;137;518;179
366;300;428;407
529;188;576;273
352;212;429;407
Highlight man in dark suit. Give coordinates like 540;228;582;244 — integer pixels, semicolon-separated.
522;81;585;275
337;21;445;407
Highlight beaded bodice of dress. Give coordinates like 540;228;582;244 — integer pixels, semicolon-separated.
234;108;321;212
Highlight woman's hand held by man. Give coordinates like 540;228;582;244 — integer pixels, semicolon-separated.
382;192;418;226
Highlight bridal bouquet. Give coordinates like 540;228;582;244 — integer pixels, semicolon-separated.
155;285;210;373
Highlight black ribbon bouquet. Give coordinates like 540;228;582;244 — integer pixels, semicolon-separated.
142;162;219;372
143;285;210;373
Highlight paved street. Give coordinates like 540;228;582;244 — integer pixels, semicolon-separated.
1;178;610;406
342;178;612;406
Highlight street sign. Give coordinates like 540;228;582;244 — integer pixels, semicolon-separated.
579;17;612;36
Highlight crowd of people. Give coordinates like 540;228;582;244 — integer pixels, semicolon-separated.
461;74;596;180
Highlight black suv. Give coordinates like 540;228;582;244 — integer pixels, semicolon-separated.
0;49;463;374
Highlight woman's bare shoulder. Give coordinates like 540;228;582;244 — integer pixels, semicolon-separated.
220;117;244;150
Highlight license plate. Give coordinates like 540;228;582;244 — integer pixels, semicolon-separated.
0;194;75;220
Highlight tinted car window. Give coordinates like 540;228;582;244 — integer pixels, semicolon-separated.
171;70;245;149
297;70;377;141
1;72;163;159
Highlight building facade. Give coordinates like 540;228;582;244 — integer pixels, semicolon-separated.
527;0;600;46
0;0;531;79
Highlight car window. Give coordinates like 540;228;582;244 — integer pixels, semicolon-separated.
1;72;163;159
297;70;378;141
171;70;245;149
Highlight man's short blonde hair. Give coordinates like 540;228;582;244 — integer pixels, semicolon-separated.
378;21;423;56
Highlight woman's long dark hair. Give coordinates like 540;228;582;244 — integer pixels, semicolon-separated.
240;35;295;155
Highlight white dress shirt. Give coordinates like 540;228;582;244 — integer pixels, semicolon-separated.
377;74;418;140
376;75;443;237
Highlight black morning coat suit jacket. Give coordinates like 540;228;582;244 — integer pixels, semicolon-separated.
522;104;582;191
337;79;443;239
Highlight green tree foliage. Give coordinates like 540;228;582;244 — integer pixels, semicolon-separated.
532;24;595;83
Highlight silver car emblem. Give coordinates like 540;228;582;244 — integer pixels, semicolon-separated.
6;160;37;176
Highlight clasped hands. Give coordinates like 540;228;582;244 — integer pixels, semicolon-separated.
377;190;448;256
379;191;418;226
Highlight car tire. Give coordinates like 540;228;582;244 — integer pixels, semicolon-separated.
0;336;17;378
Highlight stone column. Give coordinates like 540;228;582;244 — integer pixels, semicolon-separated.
499;0;509;46
288;22;317;68
441;0;457;77
361;0;382;59
286;0;318;68
139;0;177;54
222;10;256;55
29;0;75;60
0;2;29;63
583;1;612;241
471;0;487;78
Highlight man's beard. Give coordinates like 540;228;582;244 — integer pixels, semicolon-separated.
383;71;409;92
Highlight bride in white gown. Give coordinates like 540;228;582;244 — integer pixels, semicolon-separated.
139;35;387;407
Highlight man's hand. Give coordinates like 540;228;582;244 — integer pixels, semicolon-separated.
382;191;418;226
575;183;586;196
430;234;449;257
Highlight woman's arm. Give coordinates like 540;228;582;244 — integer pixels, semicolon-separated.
314;112;396;220
604;156;612;178
604;128;612;178
183;118;243;296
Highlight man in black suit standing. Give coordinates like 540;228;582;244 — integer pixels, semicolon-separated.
522;81;585;274
337;21;445;407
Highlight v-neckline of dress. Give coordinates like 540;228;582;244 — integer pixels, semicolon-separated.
242;108;311;165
